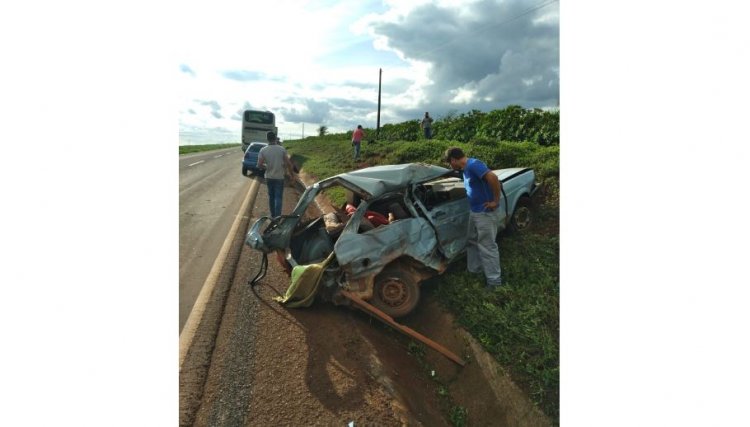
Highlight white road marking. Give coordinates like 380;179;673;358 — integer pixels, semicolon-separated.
214;154;223;158
188;160;205;167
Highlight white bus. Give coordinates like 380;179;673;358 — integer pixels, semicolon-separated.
242;110;278;152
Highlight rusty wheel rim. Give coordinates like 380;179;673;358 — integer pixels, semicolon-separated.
514;206;532;230
378;277;408;308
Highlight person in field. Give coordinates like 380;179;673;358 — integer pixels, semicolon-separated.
420;112;434;139
351;125;365;161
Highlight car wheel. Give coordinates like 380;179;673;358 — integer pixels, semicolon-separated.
509;196;533;233
242;166;248;176
370;269;420;318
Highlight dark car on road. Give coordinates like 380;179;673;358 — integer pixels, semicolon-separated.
242;142;268;176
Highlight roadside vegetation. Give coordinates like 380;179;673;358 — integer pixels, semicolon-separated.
283;105;560;424
179;143;240;155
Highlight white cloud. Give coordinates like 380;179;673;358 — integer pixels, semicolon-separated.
450;86;477;104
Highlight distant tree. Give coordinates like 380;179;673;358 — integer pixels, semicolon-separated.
318;125;328;137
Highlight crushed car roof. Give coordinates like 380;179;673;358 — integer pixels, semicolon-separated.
328;163;451;198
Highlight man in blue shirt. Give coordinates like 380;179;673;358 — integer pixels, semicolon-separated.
443;147;503;288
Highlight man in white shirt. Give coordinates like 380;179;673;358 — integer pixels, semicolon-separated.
257;131;296;217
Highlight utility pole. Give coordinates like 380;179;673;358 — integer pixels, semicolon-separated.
302;123;305;139
376;68;382;140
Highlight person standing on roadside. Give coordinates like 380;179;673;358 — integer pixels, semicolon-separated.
420;112;434;140
443;147;503;289
352;124;365;161
258;131;296;218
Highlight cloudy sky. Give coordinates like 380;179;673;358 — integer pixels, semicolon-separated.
178;0;559;144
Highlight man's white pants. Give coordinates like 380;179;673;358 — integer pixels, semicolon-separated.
467;210;502;286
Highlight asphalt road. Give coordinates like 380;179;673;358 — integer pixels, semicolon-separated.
179;147;251;332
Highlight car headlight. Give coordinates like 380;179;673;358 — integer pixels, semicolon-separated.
245;217;271;251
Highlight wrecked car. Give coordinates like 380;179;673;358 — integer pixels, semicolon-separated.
246;163;538;318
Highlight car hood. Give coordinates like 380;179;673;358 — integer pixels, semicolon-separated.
496;167;529;181
328;163;451;198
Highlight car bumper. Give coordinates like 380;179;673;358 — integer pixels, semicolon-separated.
530;182;540;197
242;160;265;172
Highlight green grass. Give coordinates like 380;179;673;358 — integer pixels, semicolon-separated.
449;405;469;427
284;136;356;179
179;143;240;155
429;233;559;421
284;136;368;207
284;134;559;423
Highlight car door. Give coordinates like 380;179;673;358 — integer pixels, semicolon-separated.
412;181;469;260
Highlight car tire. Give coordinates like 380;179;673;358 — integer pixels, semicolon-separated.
370;269;420;318
242;166;248;176
508;196;533;233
